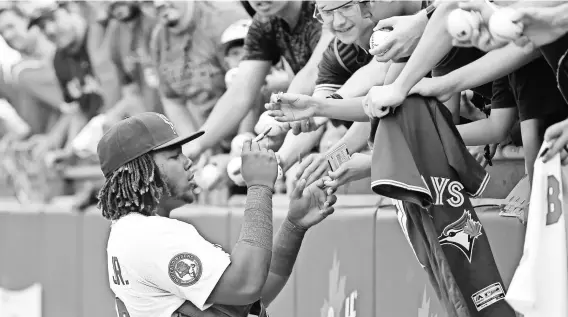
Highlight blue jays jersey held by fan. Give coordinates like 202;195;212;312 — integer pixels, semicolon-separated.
107;213;268;317
371;96;516;317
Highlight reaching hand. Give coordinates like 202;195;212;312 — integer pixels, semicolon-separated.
362;84;407;118
294;153;330;187
287;178;337;229
265;92;318;123
508;4;568;48
323;153;371;191
542;118;568;165
370;11;428;62
240;139;278;189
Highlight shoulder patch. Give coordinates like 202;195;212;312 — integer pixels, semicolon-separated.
168;253;202;287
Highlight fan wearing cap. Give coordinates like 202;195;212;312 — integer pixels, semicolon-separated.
98;112;337;317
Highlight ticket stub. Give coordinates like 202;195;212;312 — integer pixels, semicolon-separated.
326;144;350;171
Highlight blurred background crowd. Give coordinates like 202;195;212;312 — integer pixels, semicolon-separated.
0;0;567;221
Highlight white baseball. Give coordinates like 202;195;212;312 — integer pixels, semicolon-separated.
227;157;246;186
225;68;240;87
447;9;482;42
230;132;255;156
369;29;391;51
195;164;221;189
488;7;523;42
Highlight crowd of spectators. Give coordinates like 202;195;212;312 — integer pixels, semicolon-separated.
1;0;568;222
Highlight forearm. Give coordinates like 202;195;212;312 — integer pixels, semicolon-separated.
278;126;326;172
394;1;459;93
287;67;316;95
443;44;540;94
212;185;274;305
338;60;392;97
45;113;73;148
315;97;368;122
458;119;507;145
261;218;307;306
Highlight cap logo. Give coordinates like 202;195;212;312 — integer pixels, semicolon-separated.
157;113;177;135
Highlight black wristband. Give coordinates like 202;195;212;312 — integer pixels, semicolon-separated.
326;93;343;100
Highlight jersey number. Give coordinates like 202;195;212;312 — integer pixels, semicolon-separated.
112;256;129;286
547;175;563;225
115;297;130;317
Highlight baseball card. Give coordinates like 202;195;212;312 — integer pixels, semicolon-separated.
326;144;350;171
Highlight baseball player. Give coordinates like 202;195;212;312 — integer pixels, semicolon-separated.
96;112;337;317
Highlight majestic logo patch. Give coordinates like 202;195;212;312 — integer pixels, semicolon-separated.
157;113;177;135
438;210;482;262
471;283;505;311
168;253;202;286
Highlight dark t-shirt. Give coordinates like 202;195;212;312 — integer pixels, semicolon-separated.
491;57;568;122
243;1;322;74
540;33;568;104
314;37;373;93
53;27;105;120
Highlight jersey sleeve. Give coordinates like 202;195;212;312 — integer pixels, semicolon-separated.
146;219;231;310
433;99;491;197
314;40;352;93
242;17;280;66
371;112;433;208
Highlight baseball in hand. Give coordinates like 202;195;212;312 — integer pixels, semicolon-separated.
227;157;246;186
488;7;523;42
369;29;391;51
230;132;255;156
447;9;482;42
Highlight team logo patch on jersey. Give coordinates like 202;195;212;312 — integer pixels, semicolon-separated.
438;210;482;263
471;283;505;311
168;253;202;286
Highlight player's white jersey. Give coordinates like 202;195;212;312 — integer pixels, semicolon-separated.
506;144;568;317
107;213;231;317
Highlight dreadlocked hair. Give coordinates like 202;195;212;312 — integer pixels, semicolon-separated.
97;153;170;220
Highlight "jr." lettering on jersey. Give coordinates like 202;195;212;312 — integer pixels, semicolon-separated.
112;256;129;286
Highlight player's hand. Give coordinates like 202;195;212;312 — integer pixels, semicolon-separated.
468;144;497;168
294;153;330;188
370;11;428;62
241;139;278;189
362;84;406;118
542;118;568;165
265;92;319;123
507;5;568;48
287;178;337;229
409;77;454;103
323;153;371;191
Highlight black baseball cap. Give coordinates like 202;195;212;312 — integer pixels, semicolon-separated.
97;112;203;178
